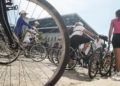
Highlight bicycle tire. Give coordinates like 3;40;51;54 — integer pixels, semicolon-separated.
65;47;77;70
49;48;61;66
99;52;113;76
0;0;69;86
108;51;115;76
30;44;47;62
88;49;100;79
0;31;20;65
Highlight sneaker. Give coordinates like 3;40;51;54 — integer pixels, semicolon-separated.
111;72;120;81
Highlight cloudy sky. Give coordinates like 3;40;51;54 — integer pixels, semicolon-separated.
47;0;120;35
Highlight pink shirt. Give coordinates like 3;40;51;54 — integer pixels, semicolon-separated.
112;18;120;34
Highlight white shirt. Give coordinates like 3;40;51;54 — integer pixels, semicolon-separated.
79;44;91;55
23;29;37;43
70;25;85;38
94;38;104;49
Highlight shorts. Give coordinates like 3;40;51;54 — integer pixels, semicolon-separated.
70;35;91;49
112;34;120;48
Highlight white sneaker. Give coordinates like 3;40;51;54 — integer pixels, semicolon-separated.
111;72;120;81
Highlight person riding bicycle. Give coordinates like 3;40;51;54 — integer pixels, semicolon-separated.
14;10;33;41
70;21;94;51
23;21;39;45
30;21;39;43
68;22;94;68
79;43;90;55
94;35;104;49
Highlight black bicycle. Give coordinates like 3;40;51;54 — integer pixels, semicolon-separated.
88;36;113;79
66;41;94;70
0;0;69;86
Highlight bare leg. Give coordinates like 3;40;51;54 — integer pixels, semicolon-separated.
114;48;120;72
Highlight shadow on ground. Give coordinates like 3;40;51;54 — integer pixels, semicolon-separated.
62;67;110;82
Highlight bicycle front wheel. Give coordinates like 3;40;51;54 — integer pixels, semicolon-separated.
0;0;69;86
88;49;100;79
99;52;113;76
0;30;20;65
65;47;77;70
30;44;47;62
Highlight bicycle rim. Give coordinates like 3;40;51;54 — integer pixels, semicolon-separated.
99;52;112;76
88;50;100;79
30;44;47;62
0;28;20;64
0;0;69;86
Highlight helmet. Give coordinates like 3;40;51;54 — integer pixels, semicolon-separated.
75;22;84;26
34;21;39;25
19;10;27;15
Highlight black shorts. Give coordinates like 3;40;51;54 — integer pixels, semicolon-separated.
70;35;91;49
112;34;120;48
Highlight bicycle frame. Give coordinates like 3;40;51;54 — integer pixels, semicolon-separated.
0;0;19;48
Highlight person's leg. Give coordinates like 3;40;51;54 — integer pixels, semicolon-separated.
68;35;82;68
114;48;120;71
117;48;120;71
111;34;120;80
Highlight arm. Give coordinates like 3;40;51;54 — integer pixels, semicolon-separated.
84;29;94;37
21;17;32;29
108;21;114;42
82;27;94;39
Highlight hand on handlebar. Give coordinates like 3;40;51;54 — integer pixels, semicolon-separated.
27;29;36;34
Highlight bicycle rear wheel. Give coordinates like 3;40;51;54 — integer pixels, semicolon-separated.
0;0;69;86
88;49;100;79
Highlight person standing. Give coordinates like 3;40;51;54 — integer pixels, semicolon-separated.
109;9;120;80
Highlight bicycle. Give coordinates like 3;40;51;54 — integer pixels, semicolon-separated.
0;28;20;64
49;47;62;66
17;29;47;62
29;42;47;62
0;0;69;86
108;51;115;76
88;35;113;79
66;40;95;70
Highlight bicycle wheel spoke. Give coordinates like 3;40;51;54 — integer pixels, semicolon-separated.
0;0;69;85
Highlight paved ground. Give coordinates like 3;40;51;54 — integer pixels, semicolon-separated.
57;67;120;86
0;56;56;86
0;57;120;86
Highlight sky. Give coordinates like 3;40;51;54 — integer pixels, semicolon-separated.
47;0;120;35
10;0;120;36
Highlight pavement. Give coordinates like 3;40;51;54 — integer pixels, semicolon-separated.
0;57;120;86
57;67;120;86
